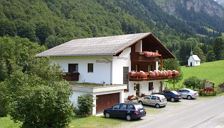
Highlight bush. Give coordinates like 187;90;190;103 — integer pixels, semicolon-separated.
75;94;94;116
0;83;9;117
6;70;73;128
218;83;224;92
199;90;217;96
183;76;203;90
10;84;73;128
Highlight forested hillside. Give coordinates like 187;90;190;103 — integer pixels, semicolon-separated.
0;0;216;47
0;0;224;65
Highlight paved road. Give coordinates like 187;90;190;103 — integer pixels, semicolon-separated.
126;96;224;128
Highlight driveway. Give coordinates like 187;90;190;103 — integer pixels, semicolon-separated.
118;96;224;128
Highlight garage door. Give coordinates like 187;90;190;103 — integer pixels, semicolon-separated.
96;93;120;113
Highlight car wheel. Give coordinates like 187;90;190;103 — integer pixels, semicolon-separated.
171;98;175;102
126;115;132;121
155;104;160;108
105;113;110;118
187;95;192;100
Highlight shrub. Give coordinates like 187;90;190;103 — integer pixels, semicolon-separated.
6;70;73;128
0;83;9;117
183;76;203;90
10;84;73;128
75;94;94;116
199;90;217;96
218;83;224;92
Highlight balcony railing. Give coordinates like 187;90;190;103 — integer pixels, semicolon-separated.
131;51;162;63
128;70;179;81
63;72;80;81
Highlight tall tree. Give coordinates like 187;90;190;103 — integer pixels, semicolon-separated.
163;59;183;89
213;36;224;60
193;45;206;62
0;37;72;127
206;50;216;62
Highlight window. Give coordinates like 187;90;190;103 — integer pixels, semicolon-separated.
120;104;127;110
148;65;154;71
134;104;143;110
68;64;78;73
148;82;154;91
113;104;120;110
88;63;93;73
127;104;134;110
151;96;157;100
144;96;150;99
148;65;151;72
184;90;190;93
123;67;129;84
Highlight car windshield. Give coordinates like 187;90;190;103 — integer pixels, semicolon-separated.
171;91;179;95
134;104;143;110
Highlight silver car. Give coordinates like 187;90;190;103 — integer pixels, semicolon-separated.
138;94;167;108
178;88;199;99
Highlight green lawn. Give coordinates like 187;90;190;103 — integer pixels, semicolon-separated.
70;116;125;128
181;60;224;86
0;117;21;128
0;116;125;128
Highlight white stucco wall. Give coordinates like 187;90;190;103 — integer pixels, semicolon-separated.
124;82;136;98
188;56;200;66
135;40;142;52
124;81;163;98
69;91;88;108
50;56;112;84
112;47;131;84
50;47;131;85
139;81;161;95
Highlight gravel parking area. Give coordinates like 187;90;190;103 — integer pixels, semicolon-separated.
116;96;224;128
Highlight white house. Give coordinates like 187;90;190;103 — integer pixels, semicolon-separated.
37;32;178;115
188;54;201;67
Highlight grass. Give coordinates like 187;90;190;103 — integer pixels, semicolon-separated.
0;116;20;128
180;60;224;86
0;116;124;128
70;116;125;128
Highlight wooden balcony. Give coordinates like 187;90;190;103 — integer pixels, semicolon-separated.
128;70;179;81
63;72;80;81
131;51;162;63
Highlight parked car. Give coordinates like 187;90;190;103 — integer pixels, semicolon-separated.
178;88;199;99
138;94;167;108
104;103;146;121
162;90;181;102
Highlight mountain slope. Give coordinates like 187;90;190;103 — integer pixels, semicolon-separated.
0;0;224;48
215;0;224;7
155;0;224;35
0;0;152;47
97;0;194;35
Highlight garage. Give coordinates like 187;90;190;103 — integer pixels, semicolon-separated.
96;93;120;113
